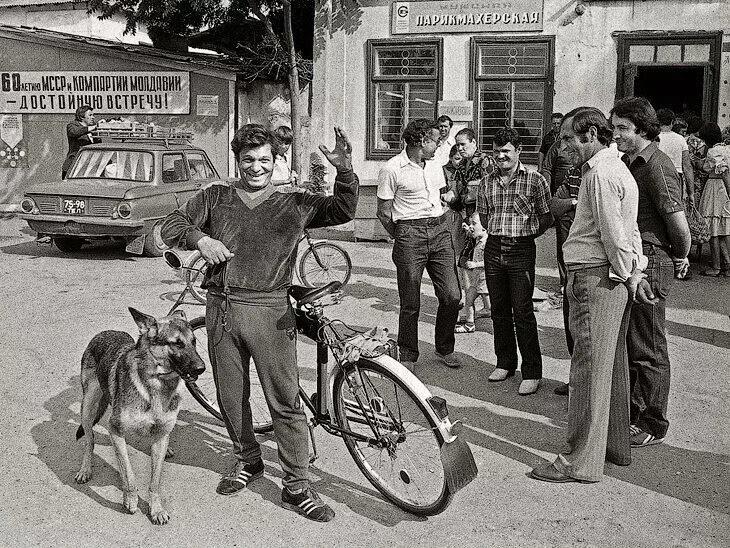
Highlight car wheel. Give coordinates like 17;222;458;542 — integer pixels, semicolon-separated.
143;223;169;257
53;236;84;253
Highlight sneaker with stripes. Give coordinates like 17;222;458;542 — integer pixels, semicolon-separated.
216;459;265;495
281;487;335;522
629;425;665;448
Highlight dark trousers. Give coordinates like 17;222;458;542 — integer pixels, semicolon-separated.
392;219;461;362
484;235;543;379
205;293;310;492
627;244;674;438
556;217;575;355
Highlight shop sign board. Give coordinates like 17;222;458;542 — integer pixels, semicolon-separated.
392;0;544;34
438;100;473;122
0;71;190;114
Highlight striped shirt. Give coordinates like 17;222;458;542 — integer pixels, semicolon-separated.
476;162;551;237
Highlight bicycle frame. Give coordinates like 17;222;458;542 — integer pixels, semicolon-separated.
292;296;462;451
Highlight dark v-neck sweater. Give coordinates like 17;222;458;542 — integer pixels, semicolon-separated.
161;169;358;292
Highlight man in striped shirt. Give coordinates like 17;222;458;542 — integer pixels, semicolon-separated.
477;127;552;395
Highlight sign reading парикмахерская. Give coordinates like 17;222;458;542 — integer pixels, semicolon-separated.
0;71;190;114
392;0;544;34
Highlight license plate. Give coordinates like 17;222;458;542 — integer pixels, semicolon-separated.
63;198;86;215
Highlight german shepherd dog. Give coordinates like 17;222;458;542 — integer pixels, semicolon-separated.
74;308;205;525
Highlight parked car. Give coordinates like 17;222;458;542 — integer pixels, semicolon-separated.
18;134;220;256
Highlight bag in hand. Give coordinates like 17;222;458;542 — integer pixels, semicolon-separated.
686;201;710;244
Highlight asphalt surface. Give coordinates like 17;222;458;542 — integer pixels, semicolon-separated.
0;216;728;547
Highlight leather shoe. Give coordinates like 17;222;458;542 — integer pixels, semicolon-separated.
530;463;587;483
518;379;540;395
488;368;514;382
554;382;569;396
435;351;460;368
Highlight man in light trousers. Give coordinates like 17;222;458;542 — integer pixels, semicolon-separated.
531;107;657;483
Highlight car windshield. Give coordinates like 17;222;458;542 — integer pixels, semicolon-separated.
67;150;154;182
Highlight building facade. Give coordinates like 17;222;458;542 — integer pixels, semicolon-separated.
310;0;730;238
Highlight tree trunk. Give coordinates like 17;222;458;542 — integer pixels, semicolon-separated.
282;1;300;174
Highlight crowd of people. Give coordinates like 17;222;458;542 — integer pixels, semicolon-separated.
376;96;728;484
152;95;729;521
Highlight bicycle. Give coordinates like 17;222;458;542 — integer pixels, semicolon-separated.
169;229;352;304
165;268;477;515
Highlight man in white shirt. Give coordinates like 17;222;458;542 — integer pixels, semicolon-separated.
530;107;657;484
377;119;462;370
433;115;456;167
656;108;695;207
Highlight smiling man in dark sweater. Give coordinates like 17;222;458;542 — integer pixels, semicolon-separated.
161;124;358;522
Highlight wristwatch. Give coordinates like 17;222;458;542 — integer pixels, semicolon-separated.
571;199;578;208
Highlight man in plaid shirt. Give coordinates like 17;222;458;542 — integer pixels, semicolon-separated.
477;127;553;395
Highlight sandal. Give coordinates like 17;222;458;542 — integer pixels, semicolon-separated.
454;323;475;334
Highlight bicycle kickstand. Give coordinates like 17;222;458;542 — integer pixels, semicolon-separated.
307;420;319;464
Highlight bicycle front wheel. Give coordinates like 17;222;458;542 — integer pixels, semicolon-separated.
298;242;352;287
184;252;208;304
188;316;273;433
332;358;451;515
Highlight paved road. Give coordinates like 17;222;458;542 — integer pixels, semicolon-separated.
0;217;728;547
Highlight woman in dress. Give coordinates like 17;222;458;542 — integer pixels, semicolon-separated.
699;123;730;276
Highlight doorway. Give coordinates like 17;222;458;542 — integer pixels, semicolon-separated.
634;65;704;117
615;32;721;123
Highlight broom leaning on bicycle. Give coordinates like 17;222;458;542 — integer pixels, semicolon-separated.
160;124;358;522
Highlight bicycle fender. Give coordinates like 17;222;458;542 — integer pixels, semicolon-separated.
358;354;458;444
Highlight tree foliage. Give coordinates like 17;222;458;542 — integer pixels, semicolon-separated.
87;0;227;36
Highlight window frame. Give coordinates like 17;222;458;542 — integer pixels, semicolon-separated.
469;35;555;165
366;37;443;160
161;152;188;184
614;31;722;123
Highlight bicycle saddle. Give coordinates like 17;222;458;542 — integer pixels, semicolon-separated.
288;281;342;306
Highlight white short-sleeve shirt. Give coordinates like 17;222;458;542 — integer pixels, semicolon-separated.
377;149;446;221
657;131;688;173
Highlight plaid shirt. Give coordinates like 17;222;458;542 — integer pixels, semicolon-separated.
476;162;551;237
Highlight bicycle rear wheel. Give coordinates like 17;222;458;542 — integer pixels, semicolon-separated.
187;316;273;433
184;252;208;304
332;358;451;515
298;242;352;287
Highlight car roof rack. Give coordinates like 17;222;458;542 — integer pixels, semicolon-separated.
95;126;194;146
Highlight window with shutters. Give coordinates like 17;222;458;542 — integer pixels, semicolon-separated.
367;39;442;160
471;37;554;165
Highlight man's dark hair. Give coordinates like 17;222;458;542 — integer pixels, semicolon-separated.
74;105;93;121
455;127;476;141
562;106;614;146
231;124;281;159
610;97;661;141
274;125;293;146
698;122;722;149
551;112;564;119
449;144;459;158
672;118;688;134
402;119;439;147
436;115;453;126
686;115;704;134
493;127;521;149
656;108;676;126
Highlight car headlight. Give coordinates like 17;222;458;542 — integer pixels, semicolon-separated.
20;197;37;214
114;202;132;219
